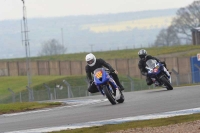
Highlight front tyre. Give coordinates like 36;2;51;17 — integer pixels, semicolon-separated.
160;76;173;90
103;86;116;105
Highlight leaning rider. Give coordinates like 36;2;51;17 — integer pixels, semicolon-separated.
85;53;125;93
138;49;170;86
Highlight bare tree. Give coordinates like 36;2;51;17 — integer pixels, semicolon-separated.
172;1;200;42
38;39;67;56
154;26;180;46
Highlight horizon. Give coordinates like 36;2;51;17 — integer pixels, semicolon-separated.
0;0;194;21
0;8;178;22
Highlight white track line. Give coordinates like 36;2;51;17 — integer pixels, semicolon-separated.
2;99;108;117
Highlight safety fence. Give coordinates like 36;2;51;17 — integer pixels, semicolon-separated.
1;72;200;104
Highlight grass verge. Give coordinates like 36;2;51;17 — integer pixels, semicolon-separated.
0;102;63;115
49;113;200;133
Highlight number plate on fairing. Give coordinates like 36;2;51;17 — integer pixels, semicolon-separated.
95;71;102;79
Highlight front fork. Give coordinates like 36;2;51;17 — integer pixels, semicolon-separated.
96;83;116;96
163;66;171;83
96;77;119;96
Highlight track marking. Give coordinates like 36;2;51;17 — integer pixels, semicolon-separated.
2;99;108;117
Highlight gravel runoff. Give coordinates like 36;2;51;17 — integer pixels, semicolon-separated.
108;120;200;133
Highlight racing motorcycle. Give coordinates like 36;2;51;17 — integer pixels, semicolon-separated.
145;59;173;90
93;68;124;105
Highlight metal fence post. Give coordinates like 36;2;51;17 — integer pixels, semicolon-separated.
63;80;74;98
7;88;15;103
85;78;91;96
19;92;22;103
172;68;180;86
26;86;34;101
54;88;57;100
26;86;31;102
31;89;34;101
127;75;134;91
43;83;51;100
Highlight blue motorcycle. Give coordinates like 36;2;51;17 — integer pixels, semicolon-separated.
145;59;173;90
93;68;124;105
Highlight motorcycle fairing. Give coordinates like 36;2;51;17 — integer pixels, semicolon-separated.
93;68;118;92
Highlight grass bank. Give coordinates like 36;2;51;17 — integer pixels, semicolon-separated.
2;45;200;61
0;76;67;98
0;102;63;114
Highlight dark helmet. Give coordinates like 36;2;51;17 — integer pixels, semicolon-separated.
138;49;147;60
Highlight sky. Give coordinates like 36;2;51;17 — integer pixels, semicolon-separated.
0;0;195;21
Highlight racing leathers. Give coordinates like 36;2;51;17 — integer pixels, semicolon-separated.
85;58;124;93
138;55;168;85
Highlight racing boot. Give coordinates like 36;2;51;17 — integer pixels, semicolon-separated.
111;73;125;91
118;84;125;91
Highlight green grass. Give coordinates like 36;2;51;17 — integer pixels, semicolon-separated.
32;75;87;91
0;102;62;114
0;76;66;97
49;113;200;133
2;45;200;61
0;74;132;96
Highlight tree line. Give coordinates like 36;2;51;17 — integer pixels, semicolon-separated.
154;1;200;46
39;1;200;56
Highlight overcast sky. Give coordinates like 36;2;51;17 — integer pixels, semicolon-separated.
0;0;195;21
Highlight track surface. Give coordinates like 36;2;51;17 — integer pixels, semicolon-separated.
1;85;200;132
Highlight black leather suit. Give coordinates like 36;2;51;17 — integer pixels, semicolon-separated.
85;58;123;93
138;55;167;85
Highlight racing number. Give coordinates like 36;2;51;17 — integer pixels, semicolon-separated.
95;71;102;79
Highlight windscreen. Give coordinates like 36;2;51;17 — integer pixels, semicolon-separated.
146;59;157;69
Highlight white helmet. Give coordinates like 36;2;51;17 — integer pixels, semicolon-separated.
85;53;96;66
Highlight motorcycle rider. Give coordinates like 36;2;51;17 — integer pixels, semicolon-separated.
138;49;170;86
85;53;125;93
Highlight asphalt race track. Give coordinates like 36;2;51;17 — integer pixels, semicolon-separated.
1;85;200;132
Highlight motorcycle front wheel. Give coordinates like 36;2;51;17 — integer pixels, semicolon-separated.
103;85;116;105
160;76;173;90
